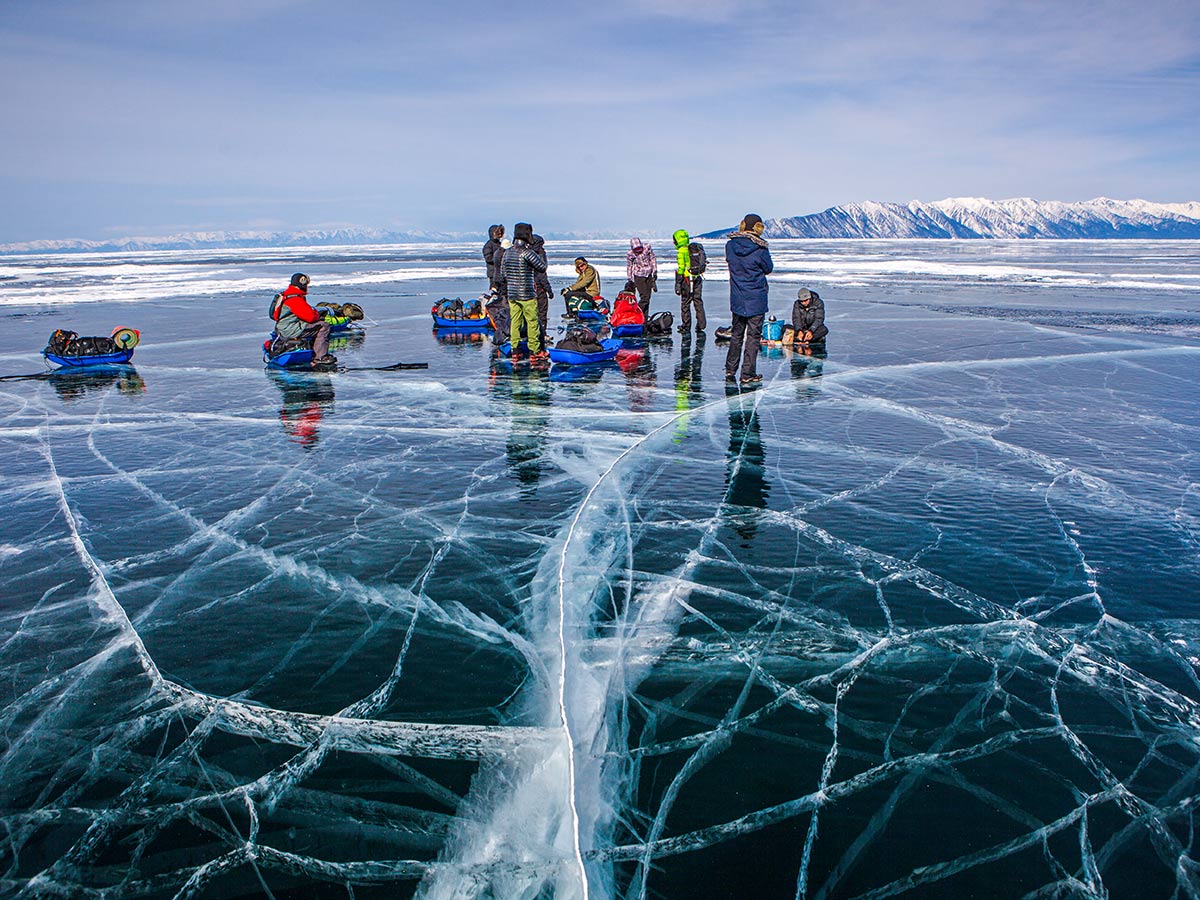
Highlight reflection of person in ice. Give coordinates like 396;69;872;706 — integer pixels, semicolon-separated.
269;370;335;451
491;364;551;500
724;394;770;543
49;368;146;402
672;332;705;444
616;343;655;412
789;344;827;403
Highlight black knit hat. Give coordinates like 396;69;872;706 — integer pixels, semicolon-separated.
290;273;310;290
742;214;763;231
514;222;533;242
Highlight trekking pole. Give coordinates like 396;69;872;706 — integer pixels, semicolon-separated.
339;362;430;372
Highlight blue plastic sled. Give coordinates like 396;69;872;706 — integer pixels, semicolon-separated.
265;348;314;369
432;314;493;329
549;338;622;366
612;323;644;337
43;349;135;368
263;335;316;369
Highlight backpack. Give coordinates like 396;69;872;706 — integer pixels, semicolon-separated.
269;293;285;320
556;325;604;354
46;329;78;355
610;292;645;327
644;311;674;336
436;298;464;319
688;242;707;275
68;336;118;356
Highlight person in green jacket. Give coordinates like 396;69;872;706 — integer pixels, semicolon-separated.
674;229;706;334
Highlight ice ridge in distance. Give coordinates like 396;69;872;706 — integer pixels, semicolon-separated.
700;197;1200;240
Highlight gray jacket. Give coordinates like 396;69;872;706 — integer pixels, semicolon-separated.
792;292;825;333
501;240;547;301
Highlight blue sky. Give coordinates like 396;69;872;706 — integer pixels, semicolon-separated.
1;0;1198;242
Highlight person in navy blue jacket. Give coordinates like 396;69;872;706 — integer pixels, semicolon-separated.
724;214;774;385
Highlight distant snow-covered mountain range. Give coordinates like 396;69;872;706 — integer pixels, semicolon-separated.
0;226;654;255
4;198;1199;253
701;198;1200;240
0;227;472;255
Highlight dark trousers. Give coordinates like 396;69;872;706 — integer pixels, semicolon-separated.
300;322;331;360
725;313;763;379
536;290;549;336
678;275;706;330
633;275;655;317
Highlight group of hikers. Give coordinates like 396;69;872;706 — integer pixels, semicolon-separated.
266;213;827;383
480;214;827;383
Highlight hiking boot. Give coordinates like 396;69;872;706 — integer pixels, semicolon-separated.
725;372;737;383
677;325;690;333
531;350;550;363
311;354;338;369
741;373;763;386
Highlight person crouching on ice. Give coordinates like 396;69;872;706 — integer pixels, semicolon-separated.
792;288;828;346
501;223;549;363
271;273;336;367
561;257;601;315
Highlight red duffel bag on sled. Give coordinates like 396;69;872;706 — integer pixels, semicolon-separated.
610;290;645;336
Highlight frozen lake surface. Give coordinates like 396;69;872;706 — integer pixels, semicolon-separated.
2;239;1199;899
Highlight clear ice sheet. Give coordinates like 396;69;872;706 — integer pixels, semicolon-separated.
1;241;1199;899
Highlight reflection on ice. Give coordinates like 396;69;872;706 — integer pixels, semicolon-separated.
48;365;147;402
1;241;1200;898
269;370;335;450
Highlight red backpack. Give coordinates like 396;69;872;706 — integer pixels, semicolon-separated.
610;291;644;327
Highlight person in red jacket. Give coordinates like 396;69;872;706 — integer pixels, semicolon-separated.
270;273;335;366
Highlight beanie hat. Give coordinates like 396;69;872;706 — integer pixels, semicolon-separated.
741;214;763;232
290;273;310;290
797;288;817;302
514;222;533;242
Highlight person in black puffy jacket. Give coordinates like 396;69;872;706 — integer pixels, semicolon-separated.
531;233;552;341
501;223;549;361
483;225;505;288
792;288;828;344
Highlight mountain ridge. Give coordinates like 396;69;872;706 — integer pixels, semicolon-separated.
700;198;1200;240
0;227;666;255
